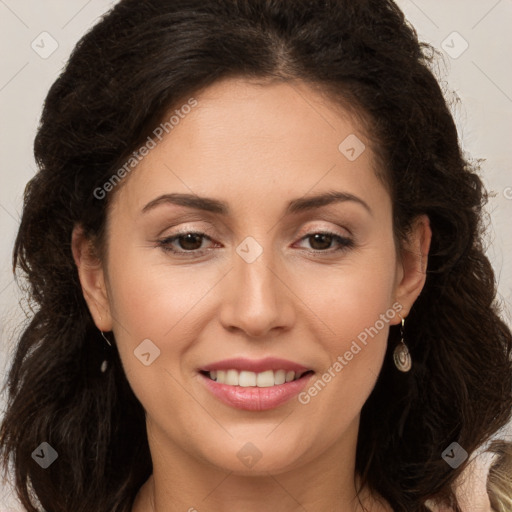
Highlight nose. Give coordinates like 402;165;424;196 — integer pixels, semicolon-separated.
218;245;296;339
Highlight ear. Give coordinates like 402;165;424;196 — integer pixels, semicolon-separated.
71;224;113;331
392;214;432;323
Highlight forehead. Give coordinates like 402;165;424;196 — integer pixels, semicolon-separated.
110;77;389;219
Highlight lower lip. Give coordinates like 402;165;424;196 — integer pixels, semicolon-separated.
199;372;314;411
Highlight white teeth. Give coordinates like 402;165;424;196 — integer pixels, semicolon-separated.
225;369;239;386
256;370;275;387
274;369;286;385
207;369;309;387
238;371;256;387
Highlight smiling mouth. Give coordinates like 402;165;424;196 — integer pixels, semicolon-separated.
199;369;315;387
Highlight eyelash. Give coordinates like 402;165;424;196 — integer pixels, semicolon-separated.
156;230;355;257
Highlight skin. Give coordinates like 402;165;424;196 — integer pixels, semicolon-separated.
72;77;431;512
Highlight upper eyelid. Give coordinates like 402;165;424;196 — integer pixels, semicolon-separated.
157;218;352;238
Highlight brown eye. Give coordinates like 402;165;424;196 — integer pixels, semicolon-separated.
158;231;215;255
175;233;204;251
308;233;334;251
297;231;354;253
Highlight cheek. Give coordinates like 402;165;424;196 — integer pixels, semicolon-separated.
294;244;398;347
107;244;220;339
292;245;398;417
300;274;393;384
296;296;393;448
104;242;231;403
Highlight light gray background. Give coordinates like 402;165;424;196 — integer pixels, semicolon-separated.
1;1;511;510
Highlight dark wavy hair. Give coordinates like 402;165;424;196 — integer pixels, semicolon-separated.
1;0;511;511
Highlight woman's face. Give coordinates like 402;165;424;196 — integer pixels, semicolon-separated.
75;77;429;476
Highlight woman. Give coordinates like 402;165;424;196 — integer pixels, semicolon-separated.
1;1;511;511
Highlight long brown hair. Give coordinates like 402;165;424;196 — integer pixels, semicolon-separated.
1;1;511;511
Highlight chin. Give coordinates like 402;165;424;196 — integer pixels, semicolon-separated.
197;436;308;475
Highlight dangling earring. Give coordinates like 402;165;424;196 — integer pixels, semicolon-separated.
100;331;112;373
100;330;112;347
393;315;412;372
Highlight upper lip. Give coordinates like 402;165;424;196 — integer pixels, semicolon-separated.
199;357;312;374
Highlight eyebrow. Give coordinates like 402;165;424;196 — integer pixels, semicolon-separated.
141;191;372;216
